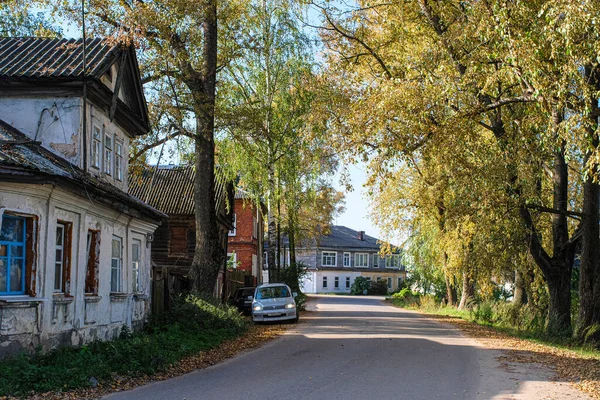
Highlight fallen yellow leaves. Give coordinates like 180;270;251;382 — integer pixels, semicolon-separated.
21;321;291;400
428;314;600;399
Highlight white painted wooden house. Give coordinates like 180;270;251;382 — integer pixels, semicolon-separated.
0;38;165;357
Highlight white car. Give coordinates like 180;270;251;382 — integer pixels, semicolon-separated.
251;283;298;323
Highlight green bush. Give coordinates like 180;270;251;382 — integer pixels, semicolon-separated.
294;292;308;311
473;301;495;324
391;287;412;300
368;280;388;295
390;288;421;307
0;295;247;397
279;262;309;293
350;276;370;295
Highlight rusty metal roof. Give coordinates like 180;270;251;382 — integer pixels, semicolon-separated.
129;165;231;217
0;37;119;79
0;119;165;221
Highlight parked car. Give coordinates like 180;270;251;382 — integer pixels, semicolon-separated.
231;287;256;314
252;283;298;323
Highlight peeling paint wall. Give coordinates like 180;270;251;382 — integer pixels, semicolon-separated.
0;97;131;193
0;183;157;357
0;97;82;166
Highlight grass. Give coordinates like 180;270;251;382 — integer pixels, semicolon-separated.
0;295;247;398
389;297;600;356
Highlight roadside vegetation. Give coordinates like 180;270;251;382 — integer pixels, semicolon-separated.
389;287;595;349
0;296;246;398
389;289;600;398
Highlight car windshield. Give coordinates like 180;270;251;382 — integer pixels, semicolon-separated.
255;286;290;299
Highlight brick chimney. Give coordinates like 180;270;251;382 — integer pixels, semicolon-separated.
358;230;365;241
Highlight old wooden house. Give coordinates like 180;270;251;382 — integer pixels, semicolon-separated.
128;165;234;311
0;38;164;357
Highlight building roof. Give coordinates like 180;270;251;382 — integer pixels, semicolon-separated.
270;225;387;251
314;225;382;249
0;37;150;136
0;120;165;221
0;37;119;80
128;165;232;222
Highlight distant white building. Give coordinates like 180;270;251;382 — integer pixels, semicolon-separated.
0;38;164;357
272;226;406;294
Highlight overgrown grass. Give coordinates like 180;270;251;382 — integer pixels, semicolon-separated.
0;294;247;398
389;294;600;354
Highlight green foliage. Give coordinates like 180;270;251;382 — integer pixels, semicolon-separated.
390;289;422;307
0;295;246;397
279;262;309;293
294;293;308;311
473;301;495;325
367;280;388;296
350;276;370;295
0;3;61;37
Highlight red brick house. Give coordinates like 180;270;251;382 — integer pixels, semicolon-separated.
227;190;265;286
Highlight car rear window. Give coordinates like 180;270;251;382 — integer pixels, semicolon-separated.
255;286;290;299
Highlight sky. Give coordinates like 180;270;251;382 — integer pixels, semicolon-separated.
332;164;382;240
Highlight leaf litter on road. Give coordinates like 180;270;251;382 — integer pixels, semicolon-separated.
14;322;292;400
425;314;600;399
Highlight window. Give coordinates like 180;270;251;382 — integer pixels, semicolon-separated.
322;276;328;288
386;254;401;268
355;253;369;268
229;214;237;236
398;277;403;288
387;277;392;289
343;252;351;267
132;239;141;292
0;215;25;295
115;140;123;181
334;277;339;288
104;133;113;175
111;236;122;292
321;251;337;267
255;285;290;299
54;222;72;293
92;125;102;168
85;230;100;294
346;277;350;288
376;276;381;282
252;216;258;239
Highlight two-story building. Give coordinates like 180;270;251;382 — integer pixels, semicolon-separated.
295;226;406;294
227;190;265;286
0;37;164;357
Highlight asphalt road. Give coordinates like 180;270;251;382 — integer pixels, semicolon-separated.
105;295;590;400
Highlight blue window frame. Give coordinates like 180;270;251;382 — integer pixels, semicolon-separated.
0;215;26;295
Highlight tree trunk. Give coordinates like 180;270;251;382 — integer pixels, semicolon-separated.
513;269;526;306
443;253;457;306
189;0;221;295
288;211;297;266
519;120;575;335
458;270;474;310
267;162;277;283
546;263;573;335
277;193;281;280
578;65;600;340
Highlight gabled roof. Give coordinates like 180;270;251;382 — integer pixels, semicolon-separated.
128;165;232;224
0;120;165;222
0;37;149;136
316;226;381;249
0;37;117;79
273;225;387;251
